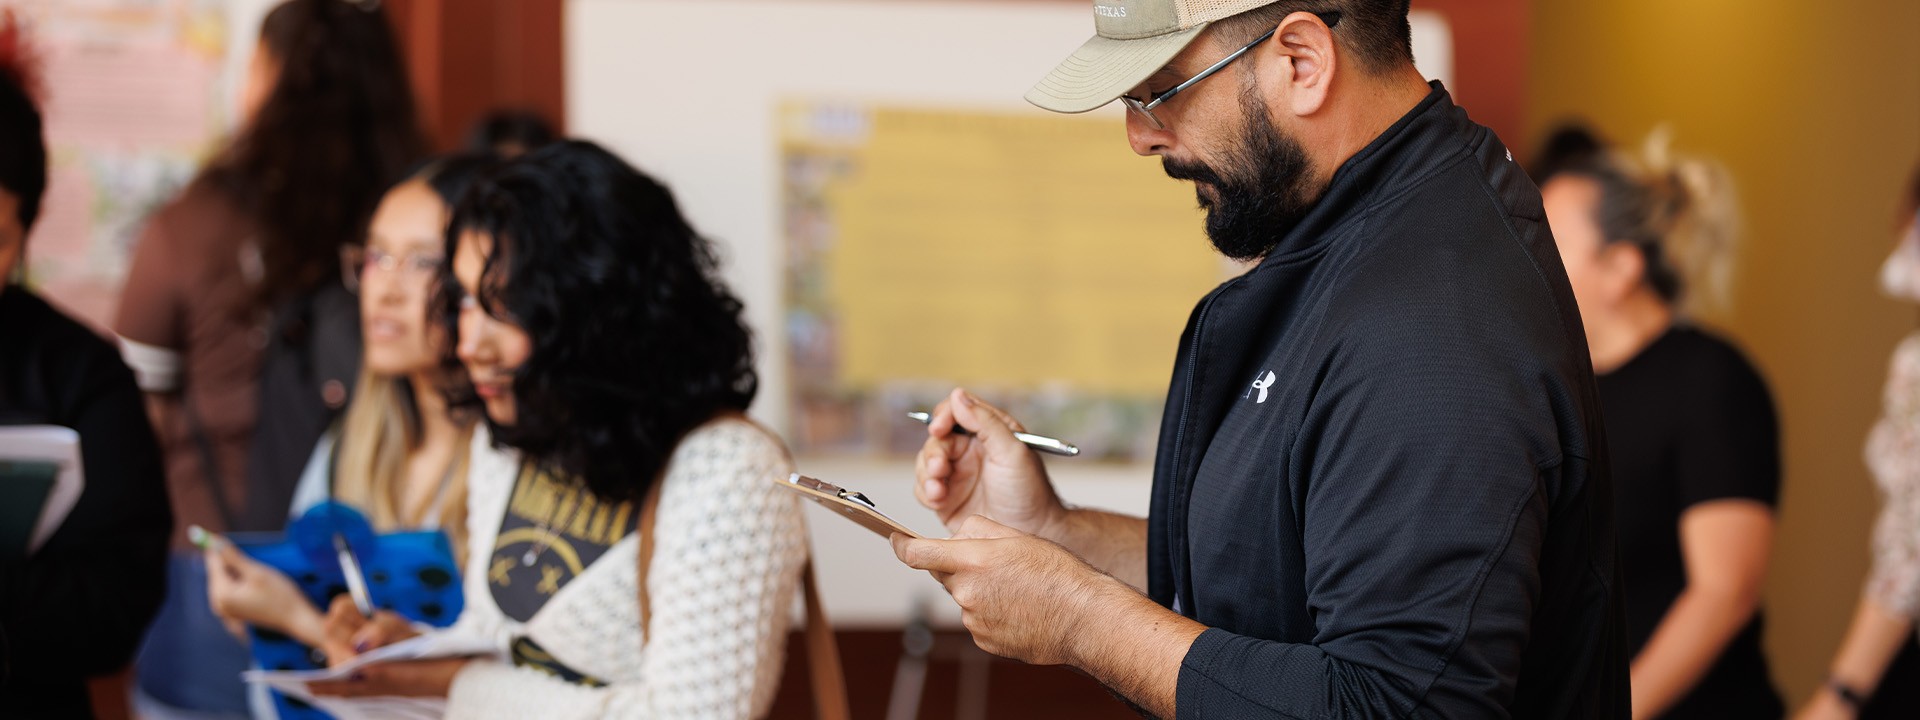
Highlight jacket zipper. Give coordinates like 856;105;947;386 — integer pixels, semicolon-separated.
1166;290;1219;613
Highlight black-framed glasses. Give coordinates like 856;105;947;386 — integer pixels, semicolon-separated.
1120;11;1342;131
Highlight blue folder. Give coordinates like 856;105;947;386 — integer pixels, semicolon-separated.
231;502;465;720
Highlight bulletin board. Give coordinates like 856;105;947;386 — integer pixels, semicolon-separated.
781;102;1225;460
14;0;236;329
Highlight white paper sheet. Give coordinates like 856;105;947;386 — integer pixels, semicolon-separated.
242;632;500;720
0;425;86;555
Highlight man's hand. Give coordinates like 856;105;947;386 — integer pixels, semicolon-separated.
915;388;1067;537
891;515;1111;665
892;515;1204;717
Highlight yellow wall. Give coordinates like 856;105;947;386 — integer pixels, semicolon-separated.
1528;0;1920;706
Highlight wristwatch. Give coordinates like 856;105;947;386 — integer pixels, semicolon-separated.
1826;677;1870;710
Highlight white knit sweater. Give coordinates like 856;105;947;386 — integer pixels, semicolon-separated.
441;418;808;719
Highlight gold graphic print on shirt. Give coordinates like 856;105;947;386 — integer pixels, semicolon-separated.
488;465;636;622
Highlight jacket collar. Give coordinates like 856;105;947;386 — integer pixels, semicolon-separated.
1255;81;1464;265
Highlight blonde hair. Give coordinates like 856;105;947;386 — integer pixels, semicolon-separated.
1567;128;1742;316
333;369;473;565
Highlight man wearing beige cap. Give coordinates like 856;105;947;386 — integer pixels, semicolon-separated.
893;0;1629;717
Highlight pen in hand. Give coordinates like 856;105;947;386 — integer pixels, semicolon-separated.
333;533;376;618
907;411;1080;457
188;524;226;552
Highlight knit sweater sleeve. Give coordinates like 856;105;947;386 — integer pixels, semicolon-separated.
1867;335;1920;619
444;419;809;718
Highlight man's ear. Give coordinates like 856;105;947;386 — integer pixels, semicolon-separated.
1263;11;1338;117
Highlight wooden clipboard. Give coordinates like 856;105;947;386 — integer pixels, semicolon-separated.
779;473;922;539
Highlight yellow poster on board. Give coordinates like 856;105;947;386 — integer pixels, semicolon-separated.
783;103;1229;459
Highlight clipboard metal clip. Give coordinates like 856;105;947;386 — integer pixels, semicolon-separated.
790;474;878;510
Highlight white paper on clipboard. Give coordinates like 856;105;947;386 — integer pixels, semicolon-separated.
0;425;86;555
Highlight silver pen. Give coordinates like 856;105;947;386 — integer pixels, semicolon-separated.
906;411;1080;457
333;533;375;617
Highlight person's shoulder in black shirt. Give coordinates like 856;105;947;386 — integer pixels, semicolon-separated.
1604;325;1780;510
0;287;173;718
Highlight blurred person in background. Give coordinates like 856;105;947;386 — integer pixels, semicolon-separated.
114;0;426;714
1541;133;1783;719
1798;162;1920;720
0;16;172;718
466;109;557;158
310;142;809;718
1530;119;1605;186
203;154;489;658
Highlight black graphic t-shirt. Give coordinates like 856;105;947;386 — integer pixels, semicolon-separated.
488;464;636;623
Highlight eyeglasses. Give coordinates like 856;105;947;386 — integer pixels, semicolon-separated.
1120;11;1342;131
341;245;444;293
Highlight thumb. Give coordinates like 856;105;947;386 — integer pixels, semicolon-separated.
949;389;1029;460
892;534;959;573
208;541;247;580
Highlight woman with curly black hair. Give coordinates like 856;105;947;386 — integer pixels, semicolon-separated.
311;141;809;718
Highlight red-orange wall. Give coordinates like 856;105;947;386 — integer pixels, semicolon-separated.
384;0;566;152
1413;0;1529;149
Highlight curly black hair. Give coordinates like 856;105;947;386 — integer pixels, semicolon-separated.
438;140;757;503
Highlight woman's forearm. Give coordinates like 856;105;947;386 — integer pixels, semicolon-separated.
276;603;329;649
1825;596;1914;697
1629;586;1761;719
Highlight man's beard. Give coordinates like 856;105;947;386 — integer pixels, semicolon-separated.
1162;88;1318;262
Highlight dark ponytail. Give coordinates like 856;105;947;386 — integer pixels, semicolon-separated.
203;0;427;306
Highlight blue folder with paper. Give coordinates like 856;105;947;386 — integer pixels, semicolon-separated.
216;502;469;720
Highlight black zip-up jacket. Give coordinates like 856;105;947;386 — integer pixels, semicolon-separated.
1150;84;1629;718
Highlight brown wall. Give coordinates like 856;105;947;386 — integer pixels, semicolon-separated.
385;0;566;152
1527;0;1920;706
1412;0;1530;149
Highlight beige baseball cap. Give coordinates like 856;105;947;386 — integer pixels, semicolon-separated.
1027;0;1281;114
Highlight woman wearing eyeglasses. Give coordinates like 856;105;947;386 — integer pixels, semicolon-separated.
308;141;809;719
202;155;491;652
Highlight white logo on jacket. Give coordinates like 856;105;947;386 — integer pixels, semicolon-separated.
1247;370;1277;404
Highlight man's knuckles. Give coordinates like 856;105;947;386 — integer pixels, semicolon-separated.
949;581;980;608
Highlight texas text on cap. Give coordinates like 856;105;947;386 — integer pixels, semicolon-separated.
1026;0;1281;114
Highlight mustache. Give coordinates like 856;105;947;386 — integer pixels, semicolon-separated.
1164;158;1229;209
1162;157;1226;187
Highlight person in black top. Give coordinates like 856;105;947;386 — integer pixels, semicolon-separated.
888;1;1627;717
0;29;173;719
1541;136;1782;718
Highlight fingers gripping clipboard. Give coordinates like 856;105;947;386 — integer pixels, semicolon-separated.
780;473;922;540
